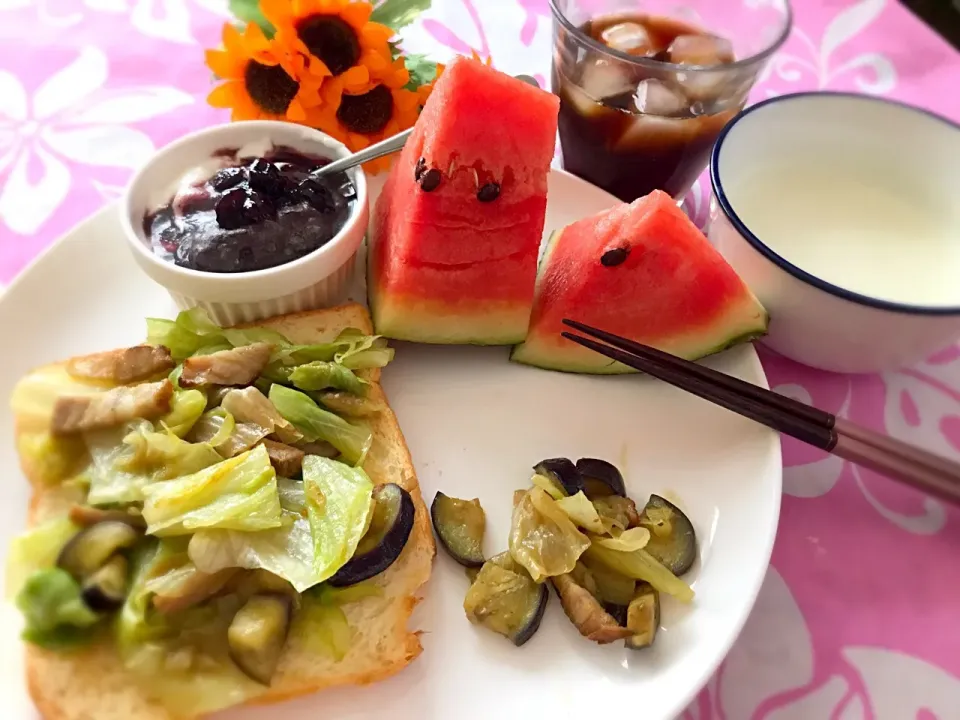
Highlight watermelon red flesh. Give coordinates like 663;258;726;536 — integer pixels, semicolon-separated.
510;190;769;373
368;57;559;344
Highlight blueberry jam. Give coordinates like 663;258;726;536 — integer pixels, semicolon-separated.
143;145;356;273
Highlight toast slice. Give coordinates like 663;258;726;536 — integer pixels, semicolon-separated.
18;303;436;720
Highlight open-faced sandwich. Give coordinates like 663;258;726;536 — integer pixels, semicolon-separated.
6;302;434;719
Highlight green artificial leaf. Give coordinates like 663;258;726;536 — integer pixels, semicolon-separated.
403;52;440;92
228;0;273;35
371;0;432;31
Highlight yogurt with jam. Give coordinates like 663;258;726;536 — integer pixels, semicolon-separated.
143;140;357;274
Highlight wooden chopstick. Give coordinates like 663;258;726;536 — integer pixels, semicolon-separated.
563;318;952;472
560;320;960;505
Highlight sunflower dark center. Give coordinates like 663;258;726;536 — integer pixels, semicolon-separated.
296;15;361;76
336;85;393;134
244;61;299;115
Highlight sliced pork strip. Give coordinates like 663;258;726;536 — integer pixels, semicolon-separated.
52;379;174;435
66;345;175;384
179;343;274;388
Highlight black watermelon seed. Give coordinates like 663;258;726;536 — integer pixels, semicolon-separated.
477;182;500;202
415;157;426;181
601;247;629;267
419;168;442;192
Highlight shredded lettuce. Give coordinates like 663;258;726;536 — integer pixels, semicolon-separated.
117;541;265;715
332;331;395;370
188;478;319;591
157;389;207;437
294;583;381;662
16;432;88;485
583;543;694;602
593;527;651;552
531;472;567;501
509;488;591;583
5;517;79;599
269;385;372;466
141;445;282;536
303;456;374;583
146;307;291;362
290;361;369;396
555;491;606;534
17;568;100;648
120;424;223;478
189;409;236;447
220;387;302;444
85;423;157;506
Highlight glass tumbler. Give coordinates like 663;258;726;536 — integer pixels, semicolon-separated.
549;0;792;203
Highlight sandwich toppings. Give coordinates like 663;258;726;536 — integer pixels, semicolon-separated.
179;342;275;387
65;345;175;384
7;307;410;715
51;379;175;435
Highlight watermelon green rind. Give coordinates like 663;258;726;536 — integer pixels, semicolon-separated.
509;311;769;373
509;190;769;373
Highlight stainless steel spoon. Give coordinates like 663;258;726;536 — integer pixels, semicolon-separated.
311;74;541;179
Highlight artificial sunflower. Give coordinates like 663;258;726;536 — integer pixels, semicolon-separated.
263;0;395;99
308;77;421;173
205;23;323;122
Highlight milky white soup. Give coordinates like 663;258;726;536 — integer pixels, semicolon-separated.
716;97;960;308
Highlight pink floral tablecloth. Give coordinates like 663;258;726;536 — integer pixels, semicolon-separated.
2;0;960;716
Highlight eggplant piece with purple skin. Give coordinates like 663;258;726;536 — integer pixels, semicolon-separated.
328;483;415;587
575;458;627;498
56;521;141;581
431;491;486;568
638;494;697;576
228;593;293;685
80;555;129;612
533;458;584;496
463;552;548;647
625;582;660;650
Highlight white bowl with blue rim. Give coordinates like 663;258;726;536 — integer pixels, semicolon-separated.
708;91;960;374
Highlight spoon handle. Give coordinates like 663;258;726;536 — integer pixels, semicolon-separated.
314;128;414;177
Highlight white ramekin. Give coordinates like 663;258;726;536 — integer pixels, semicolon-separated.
708;92;960;374
120;120;369;326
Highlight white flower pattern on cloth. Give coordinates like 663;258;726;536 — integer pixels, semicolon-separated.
0;46;193;235
0;0;230;43
682;567;960;719
759;0;896;96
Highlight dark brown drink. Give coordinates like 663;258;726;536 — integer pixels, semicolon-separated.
552;13;750;203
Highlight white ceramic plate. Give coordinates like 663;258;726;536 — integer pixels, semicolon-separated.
0;169;781;720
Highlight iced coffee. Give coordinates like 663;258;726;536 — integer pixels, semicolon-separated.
550;2;791;203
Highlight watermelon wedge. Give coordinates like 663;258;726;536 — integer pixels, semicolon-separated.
368;57;560;344
510;190;768;373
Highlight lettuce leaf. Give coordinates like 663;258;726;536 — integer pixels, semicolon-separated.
187;479;319;592
303;456;374;582
290;361;368;396
509;488;591;583
17;568;100;648
141;445;282;536
16;432;88;485
5;517;79;599
146;307;290;362
85;423;157;506
117;541;265;716
157;389;207;437
268;385;371;466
